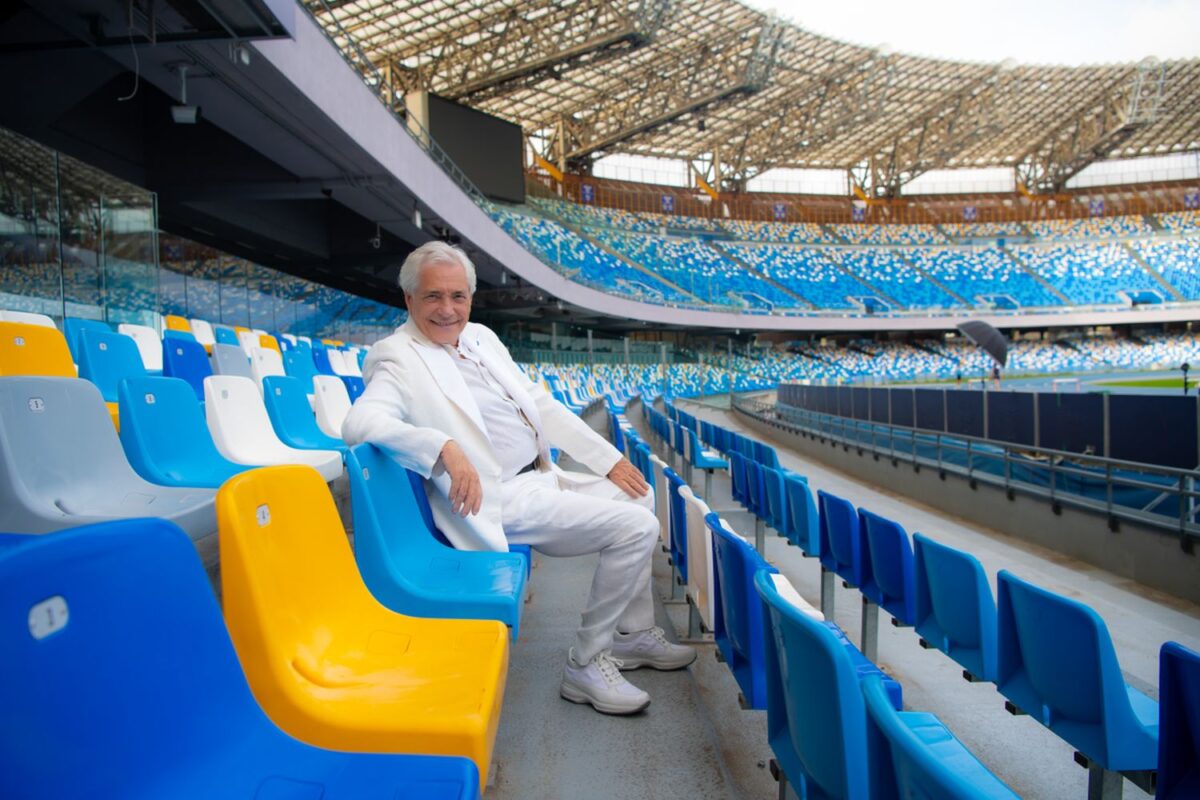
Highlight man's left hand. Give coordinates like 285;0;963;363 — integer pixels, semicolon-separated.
608;457;650;498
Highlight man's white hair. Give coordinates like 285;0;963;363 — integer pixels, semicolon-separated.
398;240;477;296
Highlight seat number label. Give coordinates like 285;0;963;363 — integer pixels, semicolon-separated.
29;596;68;640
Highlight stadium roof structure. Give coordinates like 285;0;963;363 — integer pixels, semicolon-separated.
309;0;1200;198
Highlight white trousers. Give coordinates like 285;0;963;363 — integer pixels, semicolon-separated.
500;470;659;663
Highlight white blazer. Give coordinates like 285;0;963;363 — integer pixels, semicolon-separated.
342;319;623;551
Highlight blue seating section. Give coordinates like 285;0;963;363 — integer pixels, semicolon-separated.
262;375;348;453
1016;242;1161;305
913;533;999;682
162;336;214;401
0;519;481;800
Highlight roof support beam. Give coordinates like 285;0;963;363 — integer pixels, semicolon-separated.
1016;60;1167;194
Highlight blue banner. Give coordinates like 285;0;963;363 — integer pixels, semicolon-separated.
773;202;787;221
1088;198;1105;216
661;195;675;213
1186;189;1200;210
963;205;977;221
851;206;866;222
580;184;595;203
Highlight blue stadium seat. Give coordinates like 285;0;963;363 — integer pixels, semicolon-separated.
312;343;336;375
684;426;726;503
858;509;917;626
161;336;213;402
118;375;250;488
0;376;218;563
62;316;110;362
707;512;773;709
752;568;902;800
0;518;480;800
212;324;240;347
912;533;998;682
341;374;366;402
783;473;820;557
283;348;321;392
262;375;347;453
346;444;527;639
995;570;1158;776
761;465;789;536
162;328;198;343
665;467;689;585
77;327;147;405
861;674;1019;799
730;451;749;507
818;489;870;589
1158;641;1200;800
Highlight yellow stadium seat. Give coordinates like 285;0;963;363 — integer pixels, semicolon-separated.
0;322;75;377
257;334;281;354
233;325;250;335
163;315;191;333
217;465;508;790
322;338;344;346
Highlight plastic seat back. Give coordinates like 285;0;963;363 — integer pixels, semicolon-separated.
753;568;872;800
163;328;197;343
0;519;262;797
707;513;773;709
729;451;748;506
117;323;163;371
0;376;215;539
650;453;671;547
119;376;248;488
858;509;916;625
250;347;286;389
340;375;365;402
818;490;870;588
164;314;191;333
995;570;1158;771
78;328;147;403
346;444;525;634
1159;641;1200;800
745;460;766;518
161;336;213;401
313;374;352;439
0;309;56;328
216;464;507;781
63;317;111;362
189;318;216;349
236;329;260;356
211;342;253;380
312;344;336;375
762;465;788;535
912;533;998;682
283;348;321;392
212;324;239;347
0;321;75;377
861;674;1019;800
262;375;344;451
682;485;716;631
665;467;688;583
783;474;820;556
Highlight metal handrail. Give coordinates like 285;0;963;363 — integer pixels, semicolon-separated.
734;395;1200;540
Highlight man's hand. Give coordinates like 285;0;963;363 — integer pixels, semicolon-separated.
439;440;482;516
608;457;650;498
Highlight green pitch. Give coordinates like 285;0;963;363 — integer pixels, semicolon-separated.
1096;376;1190;389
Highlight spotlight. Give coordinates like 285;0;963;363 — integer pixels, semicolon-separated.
171;65;201;125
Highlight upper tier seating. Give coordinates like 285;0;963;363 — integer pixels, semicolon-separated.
1014;242;1161;305
215;464;508;787
726;244;873;309
822;247;961;309
831;222;948;245
1131;237;1200;299
0;519;482;800
908;246;1062;307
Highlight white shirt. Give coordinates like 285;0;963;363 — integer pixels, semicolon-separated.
448;343;541;481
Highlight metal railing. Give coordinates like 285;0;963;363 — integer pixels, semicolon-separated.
734;395;1200;543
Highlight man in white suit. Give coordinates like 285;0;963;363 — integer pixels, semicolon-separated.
342;241;694;715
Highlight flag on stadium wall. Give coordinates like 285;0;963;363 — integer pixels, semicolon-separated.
1089;198;1105;216
963;206;977;221
580;184;595;203
662;195;675;213
773;202;788;221
851;206;866;222
1185;190;1200;210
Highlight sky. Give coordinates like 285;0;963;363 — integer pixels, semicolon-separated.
749;0;1200;66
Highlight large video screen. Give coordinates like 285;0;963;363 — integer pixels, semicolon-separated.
427;94;525;204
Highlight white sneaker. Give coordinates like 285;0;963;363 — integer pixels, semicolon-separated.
560;649;651;715
610;626;697;670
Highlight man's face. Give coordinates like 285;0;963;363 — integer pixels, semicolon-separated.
405;259;472;346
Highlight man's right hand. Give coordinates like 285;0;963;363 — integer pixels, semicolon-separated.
439;440;482;516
